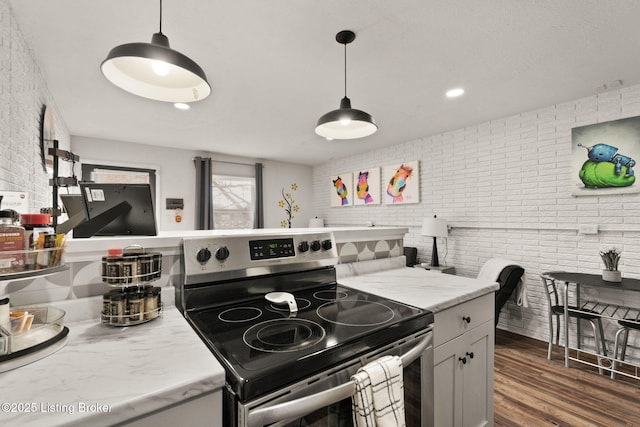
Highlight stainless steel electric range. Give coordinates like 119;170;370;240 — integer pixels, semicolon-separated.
178;231;434;427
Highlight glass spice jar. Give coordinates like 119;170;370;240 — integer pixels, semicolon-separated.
109;293;126;325
127;292;143;322
144;287;160;320
102;248;123;285
0;210;25;274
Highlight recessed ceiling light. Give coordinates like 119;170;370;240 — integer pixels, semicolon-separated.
174;102;190;110
446;88;465;98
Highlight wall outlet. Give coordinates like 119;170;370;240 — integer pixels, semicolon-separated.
579;224;599;234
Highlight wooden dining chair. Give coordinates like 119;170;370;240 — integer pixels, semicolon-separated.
540;275;607;362
611;318;640;379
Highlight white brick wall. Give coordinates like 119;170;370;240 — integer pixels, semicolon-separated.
0;0;70;211
313;85;640;358
4;0;640;364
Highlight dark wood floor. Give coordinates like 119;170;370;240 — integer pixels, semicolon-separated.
494;329;640;426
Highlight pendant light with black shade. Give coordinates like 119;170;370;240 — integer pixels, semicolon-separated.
101;0;211;103
315;30;377;140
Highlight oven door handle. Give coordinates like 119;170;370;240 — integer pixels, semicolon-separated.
246;332;432;427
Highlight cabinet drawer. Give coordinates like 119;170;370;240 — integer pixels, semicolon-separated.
434;293;494;347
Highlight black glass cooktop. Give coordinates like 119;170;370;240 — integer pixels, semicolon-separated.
187;283;433;401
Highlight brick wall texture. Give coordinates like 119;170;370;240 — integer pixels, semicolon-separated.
313;85;640;357
0;0;69;211
4;0;639;362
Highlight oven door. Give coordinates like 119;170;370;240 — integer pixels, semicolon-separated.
234;328;433;427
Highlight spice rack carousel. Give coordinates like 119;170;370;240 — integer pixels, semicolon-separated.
0;263;70;373
100;247;163;327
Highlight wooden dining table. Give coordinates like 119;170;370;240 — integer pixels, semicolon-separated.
542;271;640;371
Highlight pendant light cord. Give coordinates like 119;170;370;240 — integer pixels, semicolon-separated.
159;0;163;34
343;42;348;97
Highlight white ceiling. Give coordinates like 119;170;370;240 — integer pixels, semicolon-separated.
9;0;640;166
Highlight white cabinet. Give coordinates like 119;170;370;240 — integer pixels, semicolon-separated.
433;293;494;427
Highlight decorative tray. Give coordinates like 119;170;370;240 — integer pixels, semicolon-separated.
0;244;66;278
0;306;68;373
0;263;68;282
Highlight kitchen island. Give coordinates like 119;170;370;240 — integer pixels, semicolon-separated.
340;266;499;427
0;289;225;427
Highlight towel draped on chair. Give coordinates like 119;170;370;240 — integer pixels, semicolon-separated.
351;355;405;427
478;257;528;307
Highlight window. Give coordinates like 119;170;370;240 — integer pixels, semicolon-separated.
86;168;150;184
81;163;157;212
82;163;155;187
212;175;255;229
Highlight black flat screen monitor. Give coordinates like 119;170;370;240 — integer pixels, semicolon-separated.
75;183;157;237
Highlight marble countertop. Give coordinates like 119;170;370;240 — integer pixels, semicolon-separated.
338;267;499;312
0;291;225;427
0;255;493;426
63;226;408;263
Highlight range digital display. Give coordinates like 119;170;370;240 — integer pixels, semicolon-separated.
249;238;295;260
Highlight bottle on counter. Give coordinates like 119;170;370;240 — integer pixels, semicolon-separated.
20;213;55;270
20;214;54;250
0;210;25;274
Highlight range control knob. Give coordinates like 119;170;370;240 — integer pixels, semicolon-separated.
196;248;211;263
298;241;309;252
310;240;321;252
215;246;230;261
321;239;333;251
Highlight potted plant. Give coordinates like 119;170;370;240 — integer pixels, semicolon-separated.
600;245;622;282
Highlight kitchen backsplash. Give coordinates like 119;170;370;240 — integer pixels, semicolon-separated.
5;228;407;307
4;253;181;307
336;238;403;263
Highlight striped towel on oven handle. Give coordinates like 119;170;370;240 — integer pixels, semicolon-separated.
351;355;406;427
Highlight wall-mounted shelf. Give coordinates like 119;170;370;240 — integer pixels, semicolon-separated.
46;141;79;229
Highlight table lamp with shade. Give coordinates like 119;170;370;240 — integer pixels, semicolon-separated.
421;215;448;267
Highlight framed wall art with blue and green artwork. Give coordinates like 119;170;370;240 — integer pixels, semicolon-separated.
571;116;638;196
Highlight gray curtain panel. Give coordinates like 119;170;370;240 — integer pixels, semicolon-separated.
254;162;264;228
193;156;213;229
